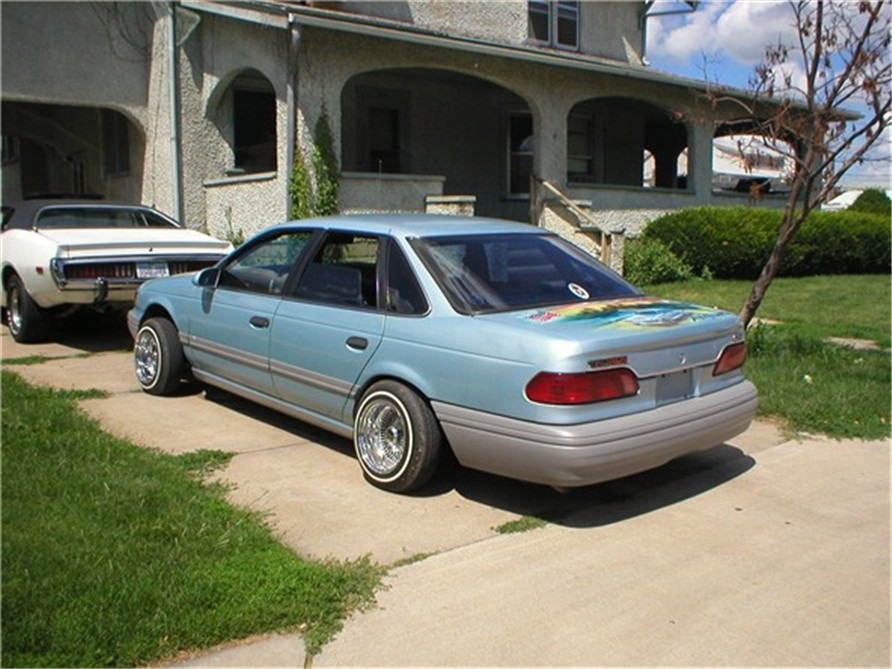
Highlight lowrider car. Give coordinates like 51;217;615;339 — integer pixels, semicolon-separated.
128;215;757;493
1;199;231;342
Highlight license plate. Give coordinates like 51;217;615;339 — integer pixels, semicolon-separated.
656;370;693;406
136;261;169;279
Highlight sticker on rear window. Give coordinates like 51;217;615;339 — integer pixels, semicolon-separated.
567;282;590;300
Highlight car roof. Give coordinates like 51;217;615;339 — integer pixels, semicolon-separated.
2;199;176;231
268;214;546;239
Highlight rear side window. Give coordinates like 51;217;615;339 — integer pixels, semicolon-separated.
411;232;639;314
385;243;428;315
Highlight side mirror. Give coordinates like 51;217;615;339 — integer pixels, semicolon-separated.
194;266;220;288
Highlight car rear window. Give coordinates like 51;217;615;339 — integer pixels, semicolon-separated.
411;232;640;314
35;208;178;229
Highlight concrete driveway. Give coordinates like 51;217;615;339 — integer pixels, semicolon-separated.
2;317;889;666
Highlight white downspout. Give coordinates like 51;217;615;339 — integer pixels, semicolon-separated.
168;1;183;222
285;15;301;218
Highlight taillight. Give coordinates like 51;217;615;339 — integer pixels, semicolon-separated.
713;342;747;376
526;369;639;405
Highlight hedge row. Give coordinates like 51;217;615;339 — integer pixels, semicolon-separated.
641;206;891;279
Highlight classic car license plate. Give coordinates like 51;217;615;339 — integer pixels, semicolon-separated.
136;261;170;279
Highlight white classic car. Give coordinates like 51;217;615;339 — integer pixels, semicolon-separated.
1;199;232;342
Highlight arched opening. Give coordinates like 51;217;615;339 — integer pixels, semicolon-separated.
567;97;688;189
340;68;532;218
1;101;144;202
211;69;277;174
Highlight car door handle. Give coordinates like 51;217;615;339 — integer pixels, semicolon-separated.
346;336;368;350
249;316;270;329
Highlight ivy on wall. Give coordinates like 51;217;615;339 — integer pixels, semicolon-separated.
290;108;339;219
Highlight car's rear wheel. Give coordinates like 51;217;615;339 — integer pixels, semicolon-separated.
134;317;185;396
6;274;50;343
354;381;442;493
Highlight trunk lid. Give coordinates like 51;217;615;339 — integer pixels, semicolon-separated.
40;228;231;258
482;296;745;378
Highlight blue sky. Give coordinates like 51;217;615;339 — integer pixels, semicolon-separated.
642;0;891;190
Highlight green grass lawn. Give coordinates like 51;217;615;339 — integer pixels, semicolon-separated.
2;274;888;667
1;372;383;667
647;275;891;439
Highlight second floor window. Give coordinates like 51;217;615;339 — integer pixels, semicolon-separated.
528;1;579;50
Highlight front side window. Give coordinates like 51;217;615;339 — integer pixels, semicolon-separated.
528;1;579;50
219;231;313;294
411;233;638;315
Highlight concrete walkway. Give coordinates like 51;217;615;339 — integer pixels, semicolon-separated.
2;320;889;667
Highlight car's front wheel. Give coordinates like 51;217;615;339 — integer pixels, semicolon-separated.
6;274;50;343
134;317;185;395
354;381;442;493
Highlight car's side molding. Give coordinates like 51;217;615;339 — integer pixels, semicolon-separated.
183;333;269;374
191;367;354;440
269;359;354;398
183;331;356;404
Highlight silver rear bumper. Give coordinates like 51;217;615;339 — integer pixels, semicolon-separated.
433;380;758;488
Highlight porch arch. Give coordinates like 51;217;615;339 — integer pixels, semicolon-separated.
338;67;534;220
566;97;689;189
0;101;145;202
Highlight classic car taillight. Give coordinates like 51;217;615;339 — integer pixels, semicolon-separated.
526;368;639;405
712;342;747;376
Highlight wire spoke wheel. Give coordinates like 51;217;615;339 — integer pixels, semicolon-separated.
354;381;442;493
134;327;162;388
356;396;411;477
133;317;185;395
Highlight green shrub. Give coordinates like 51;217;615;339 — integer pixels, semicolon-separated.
848;188;891;216
311;108;339;217
624;238;693;285
643;206;890;279
290;108;339;220
289;148;313;220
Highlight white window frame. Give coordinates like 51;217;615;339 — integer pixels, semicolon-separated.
528;0;579;51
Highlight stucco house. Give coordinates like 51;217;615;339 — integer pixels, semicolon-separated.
1;1;780;272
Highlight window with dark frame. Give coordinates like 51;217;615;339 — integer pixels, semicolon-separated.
528;0;579;50
101;109;130;177
567;115;595;183
233;87;277;173
368;106;401;173
1;135;19;165
509;113;534;196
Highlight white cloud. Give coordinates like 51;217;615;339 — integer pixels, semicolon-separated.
647;0;797;68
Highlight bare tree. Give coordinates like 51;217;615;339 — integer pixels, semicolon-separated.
730;0;890;327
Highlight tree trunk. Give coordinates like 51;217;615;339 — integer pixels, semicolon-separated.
739;211;803;327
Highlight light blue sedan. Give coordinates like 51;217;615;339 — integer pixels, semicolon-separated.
128;215;757;493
